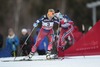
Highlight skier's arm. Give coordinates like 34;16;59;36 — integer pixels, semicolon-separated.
33;15;45;27
64;15;74;25
60;19;71;27
53;16;60;24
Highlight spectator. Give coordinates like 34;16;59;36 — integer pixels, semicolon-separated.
20;28;32;56
33;28;49;55
0;33;3;49
6;28;19;57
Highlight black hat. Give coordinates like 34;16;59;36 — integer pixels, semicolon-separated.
55;9;60;13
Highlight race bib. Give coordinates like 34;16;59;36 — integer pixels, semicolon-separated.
42;22;54;27
42;22;54;30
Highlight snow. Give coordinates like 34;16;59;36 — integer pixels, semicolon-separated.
0;55;100;67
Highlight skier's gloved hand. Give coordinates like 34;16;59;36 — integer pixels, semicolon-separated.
33;23;38;27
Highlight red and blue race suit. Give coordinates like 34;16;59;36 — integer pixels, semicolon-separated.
57;15;74;51
31;15;59;52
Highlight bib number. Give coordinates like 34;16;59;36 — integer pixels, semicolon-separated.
47;23;50;26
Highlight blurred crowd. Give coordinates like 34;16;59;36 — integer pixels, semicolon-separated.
0;28;49;57
0;26;84;58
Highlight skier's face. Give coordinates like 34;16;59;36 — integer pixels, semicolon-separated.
47;11;54;19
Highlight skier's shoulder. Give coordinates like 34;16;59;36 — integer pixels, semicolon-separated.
63;14;73;21
41;15;47;18
63;14;69;18
43;15;46;18
52;16;59;21
38;15;47;21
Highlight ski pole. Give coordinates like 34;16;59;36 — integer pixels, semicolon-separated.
14;27;35;60
21;27;35;49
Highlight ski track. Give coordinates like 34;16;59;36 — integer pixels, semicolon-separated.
0;55;100;67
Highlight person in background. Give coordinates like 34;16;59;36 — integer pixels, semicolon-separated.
6;28;19;57
0;33;3;49
20;28;32;56
33;28;49;55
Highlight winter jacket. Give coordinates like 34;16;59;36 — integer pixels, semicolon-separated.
6;34;19;52
20;34;32;51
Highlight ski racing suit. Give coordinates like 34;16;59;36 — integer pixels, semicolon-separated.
57;15;74;51
32;15;59;53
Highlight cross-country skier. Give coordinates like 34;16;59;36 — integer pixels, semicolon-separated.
24;9;59;60
55;10;74;54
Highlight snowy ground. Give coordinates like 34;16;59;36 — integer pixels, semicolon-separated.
0;55;100;67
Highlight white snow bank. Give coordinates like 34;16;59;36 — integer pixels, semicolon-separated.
0;55;100;67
